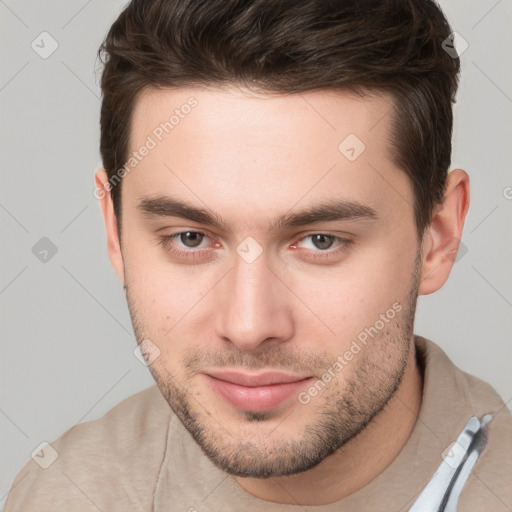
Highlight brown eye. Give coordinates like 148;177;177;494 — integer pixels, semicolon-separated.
179;231;204;248
157;230;219;262
291;233;354;262
310;234;336;250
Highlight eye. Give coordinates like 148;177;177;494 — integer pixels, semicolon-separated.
173;231;206;249
157;230;353;262
298;234;337;250
158;231;215;258
291;233;353;260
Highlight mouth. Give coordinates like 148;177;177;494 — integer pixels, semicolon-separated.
201;369;313;412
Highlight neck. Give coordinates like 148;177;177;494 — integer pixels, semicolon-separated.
234;341;423;505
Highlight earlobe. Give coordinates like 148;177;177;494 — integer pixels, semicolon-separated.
94;168;125;284
418;169;470;296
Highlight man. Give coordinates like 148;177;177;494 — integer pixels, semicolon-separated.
6;0;511;510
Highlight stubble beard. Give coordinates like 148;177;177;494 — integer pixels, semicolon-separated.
125;252;422;478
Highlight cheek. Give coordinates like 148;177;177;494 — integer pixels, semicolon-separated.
123;242;196;332
126;259;230;364
287;249;415;340
134;274;205;332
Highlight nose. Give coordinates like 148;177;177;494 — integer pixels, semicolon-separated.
214;251;295;353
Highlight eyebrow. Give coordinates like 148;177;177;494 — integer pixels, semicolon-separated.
137;195;378;232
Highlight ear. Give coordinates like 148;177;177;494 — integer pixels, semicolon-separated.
418;169;470;295
94;168;125;284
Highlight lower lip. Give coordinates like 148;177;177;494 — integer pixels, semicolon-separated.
204;374;312;412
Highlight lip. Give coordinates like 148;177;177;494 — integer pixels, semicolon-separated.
202;370;313;412
205;369;311;387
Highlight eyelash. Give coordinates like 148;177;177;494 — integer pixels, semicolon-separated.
157;231;353;261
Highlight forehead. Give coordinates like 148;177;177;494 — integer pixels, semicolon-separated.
124;86;412;230
130;85;395;150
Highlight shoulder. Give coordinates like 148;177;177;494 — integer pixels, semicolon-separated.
455;363;512;509
5;385;171;512
416;336;507;414
416;336;512;509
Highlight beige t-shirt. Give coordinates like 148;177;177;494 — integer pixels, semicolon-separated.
5;337;512;511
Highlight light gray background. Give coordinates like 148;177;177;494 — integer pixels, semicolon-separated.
1;0;511;508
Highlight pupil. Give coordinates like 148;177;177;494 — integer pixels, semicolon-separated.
181;232;203;248
313;234;333;250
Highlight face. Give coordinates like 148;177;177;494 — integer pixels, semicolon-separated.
119;86;421;478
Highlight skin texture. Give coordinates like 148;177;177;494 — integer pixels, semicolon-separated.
95;86;469;505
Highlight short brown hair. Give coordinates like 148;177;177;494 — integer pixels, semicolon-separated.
97;0;460;236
